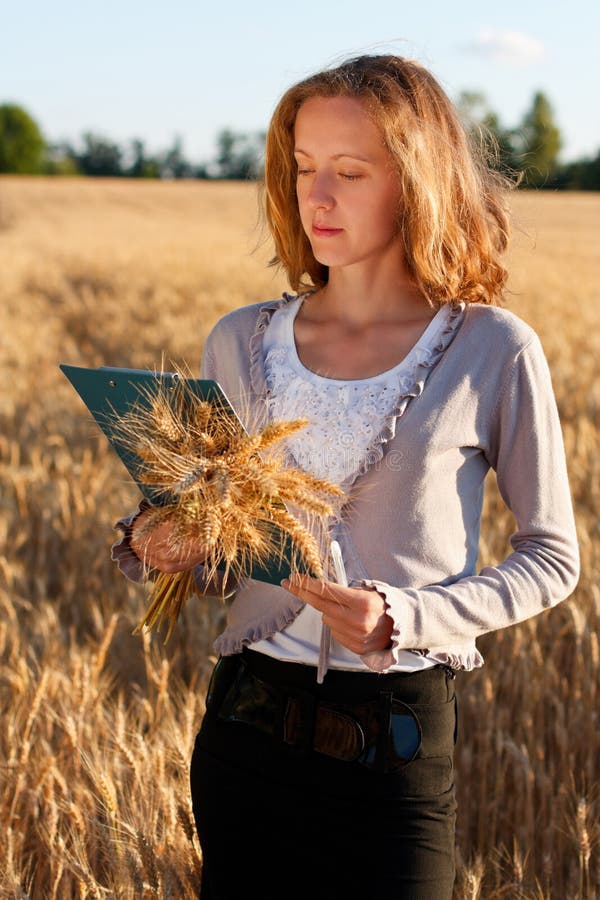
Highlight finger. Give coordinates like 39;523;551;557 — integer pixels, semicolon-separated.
295;573;353;605
322;620;371;655
283;573;323;593
281;576;349;609
281;579;328;611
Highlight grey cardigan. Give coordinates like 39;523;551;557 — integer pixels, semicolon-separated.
113;294;580;673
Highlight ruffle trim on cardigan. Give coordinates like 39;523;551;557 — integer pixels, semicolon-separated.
248;291;315;400
425;646;484;671
341;299;466;488
360;643;484;673
213;593;306;656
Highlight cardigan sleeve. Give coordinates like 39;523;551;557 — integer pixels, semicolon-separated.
360;334;580;672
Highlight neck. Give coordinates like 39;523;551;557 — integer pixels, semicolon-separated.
308;259;432;327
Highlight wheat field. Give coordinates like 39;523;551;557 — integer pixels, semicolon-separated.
0;176;598;899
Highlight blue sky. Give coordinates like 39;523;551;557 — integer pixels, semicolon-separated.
2;0;598;164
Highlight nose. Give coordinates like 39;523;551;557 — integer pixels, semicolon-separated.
306;172;335;211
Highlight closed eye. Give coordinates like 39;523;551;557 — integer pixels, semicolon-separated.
296;168;363;181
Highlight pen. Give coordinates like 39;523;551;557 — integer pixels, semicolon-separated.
317;539;348;684
330;539;348;587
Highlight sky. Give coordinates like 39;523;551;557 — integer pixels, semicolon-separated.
1;0;599;165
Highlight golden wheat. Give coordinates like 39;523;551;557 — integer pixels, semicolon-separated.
0;177;598;897
107;376;344;641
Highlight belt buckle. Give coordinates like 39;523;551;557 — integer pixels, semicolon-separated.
313;704;366;762
284;693;367;762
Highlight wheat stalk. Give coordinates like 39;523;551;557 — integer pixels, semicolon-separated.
108;373;344;641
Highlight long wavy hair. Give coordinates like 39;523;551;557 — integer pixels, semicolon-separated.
262;54;513;306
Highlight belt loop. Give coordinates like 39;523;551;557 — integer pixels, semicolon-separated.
375;691;393;773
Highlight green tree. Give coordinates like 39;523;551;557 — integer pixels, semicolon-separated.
77;132;123;176
0;103;46;173
556;150;600;190
215;128;265;179
514;91;562;188
43;141;81;175
158;136;194;179
126;138;160;178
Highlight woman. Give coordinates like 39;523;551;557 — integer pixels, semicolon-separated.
113;55;579;899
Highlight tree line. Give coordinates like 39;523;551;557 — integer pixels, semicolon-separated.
0;91;598;189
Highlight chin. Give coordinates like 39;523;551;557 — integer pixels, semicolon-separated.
310;248;352;268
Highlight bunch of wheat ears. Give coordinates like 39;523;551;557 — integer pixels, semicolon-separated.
110;376;344;642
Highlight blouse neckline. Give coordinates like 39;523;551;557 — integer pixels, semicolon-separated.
282;296;453;386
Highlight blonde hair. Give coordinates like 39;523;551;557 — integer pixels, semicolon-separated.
263;54;513;306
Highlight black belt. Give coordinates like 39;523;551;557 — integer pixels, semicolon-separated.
207;651;457;774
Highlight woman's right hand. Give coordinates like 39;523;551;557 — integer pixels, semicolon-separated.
130;507;210;574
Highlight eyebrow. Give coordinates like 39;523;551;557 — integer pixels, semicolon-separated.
293;148;373;164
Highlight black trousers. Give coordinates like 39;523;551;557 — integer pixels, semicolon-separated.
190;649;458;900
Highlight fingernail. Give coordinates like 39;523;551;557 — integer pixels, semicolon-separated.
280;579;289;589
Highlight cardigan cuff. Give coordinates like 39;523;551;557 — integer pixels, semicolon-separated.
357;579;410;673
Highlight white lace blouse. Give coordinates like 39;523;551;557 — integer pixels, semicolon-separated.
250;296;455;671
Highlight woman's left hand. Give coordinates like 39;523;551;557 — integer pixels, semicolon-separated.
281;574;394;655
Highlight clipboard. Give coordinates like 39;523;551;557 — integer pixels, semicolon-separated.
60;364;313;585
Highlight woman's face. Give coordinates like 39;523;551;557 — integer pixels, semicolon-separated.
294;95;403;273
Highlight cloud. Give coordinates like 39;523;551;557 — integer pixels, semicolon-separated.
464;28;545;65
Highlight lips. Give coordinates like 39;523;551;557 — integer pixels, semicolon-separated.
312;224;343;237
